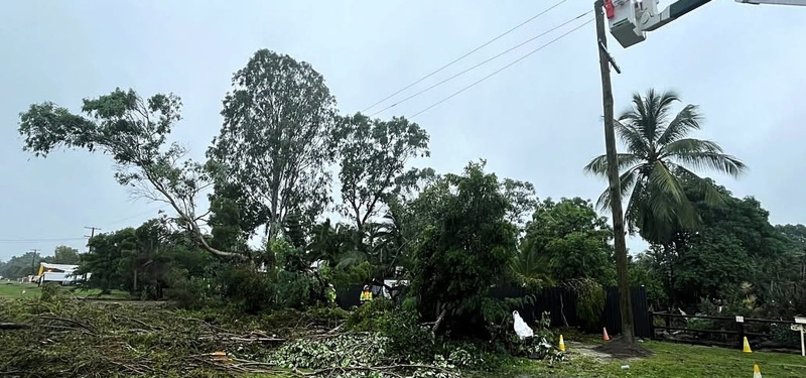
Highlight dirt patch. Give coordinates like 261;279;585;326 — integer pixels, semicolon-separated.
567;341;612;360
593;337;653;358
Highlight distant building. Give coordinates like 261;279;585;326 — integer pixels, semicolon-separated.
36;263;90;285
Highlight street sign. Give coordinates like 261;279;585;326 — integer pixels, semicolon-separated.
791;324;804;331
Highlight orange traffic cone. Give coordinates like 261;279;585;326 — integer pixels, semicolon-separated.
558;334;566;352
603;327;611;341
753;363;762;378
743;336;752;353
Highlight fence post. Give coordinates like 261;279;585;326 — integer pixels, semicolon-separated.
736;316;745;348
665;313;671;336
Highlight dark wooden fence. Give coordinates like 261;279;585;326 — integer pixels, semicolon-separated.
335;284;651;338
650;312;802;351
490;286;651;338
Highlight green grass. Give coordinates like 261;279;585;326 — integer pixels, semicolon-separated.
0;282;40;298
504;340;806;377
0;281;130;300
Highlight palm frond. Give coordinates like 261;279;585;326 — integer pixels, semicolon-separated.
661;138;724;155
595;164;644;210
623;176;647;233
656;104;702;145
613;119;651;157
583;153;642;176
667;163;728;207
668;150;746;177
652;90;680;137
648;160;687;205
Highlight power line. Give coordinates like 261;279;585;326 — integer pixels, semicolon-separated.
361;0;571;113
369;10;592;117
0;237;87;243
103;206;167;227
408;18;593;119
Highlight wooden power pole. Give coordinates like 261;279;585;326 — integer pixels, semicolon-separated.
594;0;634;343
30;248;40;278
84;226;101;253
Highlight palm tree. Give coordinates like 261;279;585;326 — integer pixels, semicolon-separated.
585;89;746;244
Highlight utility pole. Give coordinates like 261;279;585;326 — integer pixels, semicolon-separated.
84;226;101;253
30;248;40;279
594;0;634;344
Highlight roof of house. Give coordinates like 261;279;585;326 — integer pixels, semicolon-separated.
39;263;79;272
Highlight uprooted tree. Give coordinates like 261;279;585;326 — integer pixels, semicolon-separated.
18;89;240;258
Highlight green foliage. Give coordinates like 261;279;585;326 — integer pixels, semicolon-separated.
164;275;215;309
78;219;214;299
50;246;81;264
275;270;319;309
334;113;430;233
563;278;606;329
329;260;373;289
207;182;256;254
519;198;615;286
0;251;41;279
585;89;745;245
17;87;240;258
39;282;64;302
346;298;435;360
640;181;800;312
210;49;337;240
217;264;276;314
629;254;668;307
674;233;751;301
411;161;517;337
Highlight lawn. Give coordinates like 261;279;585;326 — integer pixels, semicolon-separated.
0;282;40;298
506;340;806;377
0;281;129;300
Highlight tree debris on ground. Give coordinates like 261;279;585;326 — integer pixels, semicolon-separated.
0;299;473;377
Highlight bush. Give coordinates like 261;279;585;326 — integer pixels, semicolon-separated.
40;282;64;302
410;162;518;338
218;264;276;314
564;278;605;330
164;275;214;309
770;323;800;348
275;269;320;309
346;298;435;360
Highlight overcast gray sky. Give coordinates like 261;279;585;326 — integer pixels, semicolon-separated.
2;1;805;261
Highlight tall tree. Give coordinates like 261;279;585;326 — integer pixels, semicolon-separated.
80;228;136;294
639;181;793;308
0;252;42;279
411;161;517;336
585;89;746;244
519;198;615;285
501;178;538;230
334;113;429;233
51;246;81;264
209;49;337;241
17;89;240;258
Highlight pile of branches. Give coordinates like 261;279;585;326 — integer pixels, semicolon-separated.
0;299;461;377
0;299;290;377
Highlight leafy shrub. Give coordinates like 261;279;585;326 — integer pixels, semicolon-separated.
218;264;276;314
164;275;215;309
275;269;319;309
770;323;799;348
40;282;64;302
410;162;518;338
564;278;605;330
347;298;435;360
